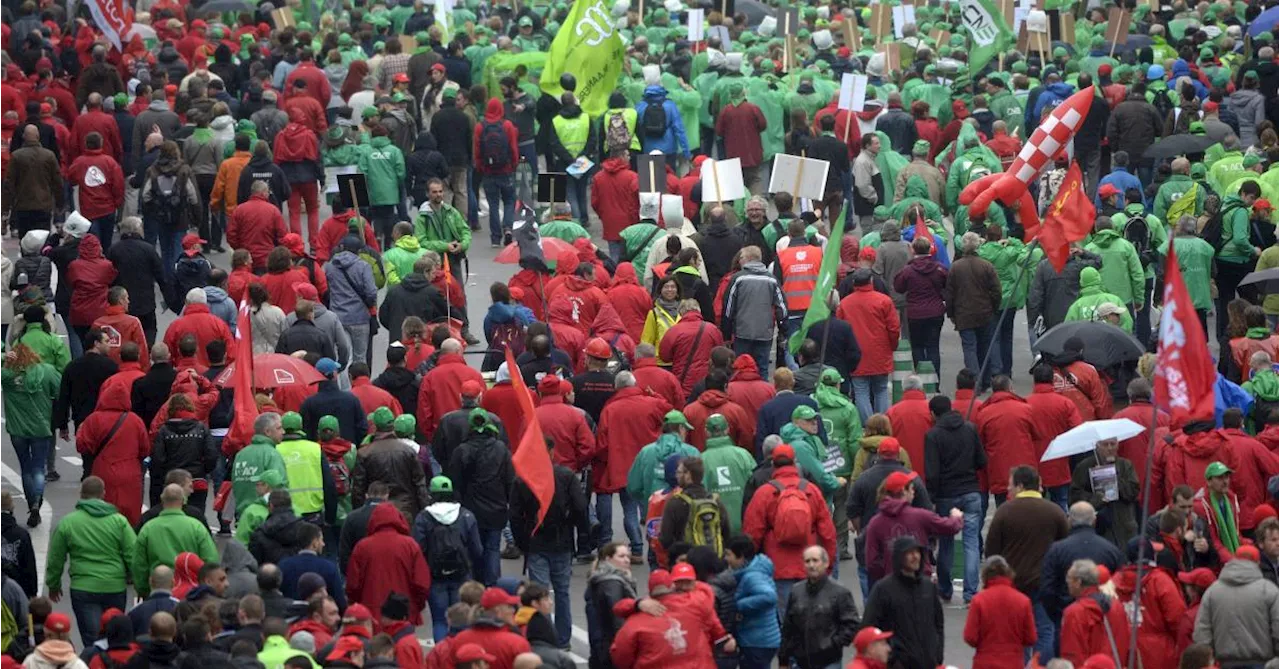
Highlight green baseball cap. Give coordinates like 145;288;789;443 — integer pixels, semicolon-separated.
469;407;498;434
1243;154;1262;168
253;469;285;488
664;410;692;428
791;405;818;421
281;411;304;432
1205;461;1233;478
705;414;729;433
361;106;379;119
394;414;417;437
369;407;395;430
430;475;453;493
318;415;340;434
442;87;458;100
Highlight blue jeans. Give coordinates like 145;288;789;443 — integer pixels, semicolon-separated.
738;647;777;669
526;551;573;647
70;590;126;648
10;436;51;507
478;528;503;585
427;580;461;641
934;492;982;602
89;213;117;252
994;308;1017;378
596;491;644;554
856;564;870;600
483;174;516;244
1031;600;1056;663
781;316;803;369
851;375;890;422
566;174;590;224
732;338;772;378
959;322;995;390
62;314;84;359
1046;484;1069;512
774;578;799;616
160;227;184;283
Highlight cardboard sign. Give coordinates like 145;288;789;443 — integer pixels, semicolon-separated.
838;72;868;112
687;8;705;42
891;4;916;39
660;193;684;227
271;6;295;28
700;158;745;202
928;27;949;46
537;172;567;203
769;154;830;201
1046;9;1074;44
879;41;901;74
637;154;666;194
1105;7;1129;44
842;19;861;50
868;3;892;41
337;173;369;210
398;35;417;53
779;8;800;37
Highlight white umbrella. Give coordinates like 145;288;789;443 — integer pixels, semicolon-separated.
1040;419;1146;462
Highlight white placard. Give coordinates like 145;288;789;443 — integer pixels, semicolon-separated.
1026;9;1048;33
1012;7;1028;35
891;4;916;39
688;8;705;42
660;194;685;227
768;154;830;201
700;158;745;202
324;164;358;194
838;73;868;112
708;25;731;47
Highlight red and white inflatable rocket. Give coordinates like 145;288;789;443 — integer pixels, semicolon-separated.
958;88;1096;239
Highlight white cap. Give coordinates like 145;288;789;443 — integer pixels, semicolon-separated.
643;64;662;86
63;212;91;239
185;288;208;305
757;15;777;37
812;29;833;50
725;52;744;71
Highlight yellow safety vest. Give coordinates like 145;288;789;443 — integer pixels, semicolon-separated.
553;114;591;158
277;438;325;515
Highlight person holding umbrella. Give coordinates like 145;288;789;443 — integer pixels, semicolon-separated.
1069;437;1140;550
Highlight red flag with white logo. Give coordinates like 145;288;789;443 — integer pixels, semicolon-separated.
85;0;131;51
222;300;258;457
1153;245;1216;425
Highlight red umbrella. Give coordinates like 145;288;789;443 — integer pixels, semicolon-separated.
494;236;576;264
213;353;326;389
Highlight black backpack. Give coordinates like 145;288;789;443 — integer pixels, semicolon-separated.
1123;212;1155;267
425;517;470;581
479;121;512;167
642;102;667;139
1201;208;1227;253
145;173;186;226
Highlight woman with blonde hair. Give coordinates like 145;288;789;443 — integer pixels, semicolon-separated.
850;413;901;480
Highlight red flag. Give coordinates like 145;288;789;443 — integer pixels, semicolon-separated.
912;212;935;256
1153;245;1217;425
1031;162;1095;272
222;300;259;457
505;348;555;530
85;0;130;50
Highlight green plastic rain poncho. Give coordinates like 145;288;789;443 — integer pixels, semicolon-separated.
747;77;785;162
903;81;954;126
873;131;910;210
693;67;722;129
944;125;1004;213
812;368;861;478
888;175;945;223
663;73;704;152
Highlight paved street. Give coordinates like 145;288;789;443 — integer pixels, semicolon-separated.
2;197;1193;668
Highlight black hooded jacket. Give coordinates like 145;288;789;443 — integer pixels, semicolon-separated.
248;509;310;565
405;133;450;205
209;44;243;98
150;417;218;504
922;411;986;500
861;536;944;669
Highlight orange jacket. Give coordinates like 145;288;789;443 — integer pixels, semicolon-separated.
210;151;252;214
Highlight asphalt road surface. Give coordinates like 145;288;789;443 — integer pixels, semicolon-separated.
2;194;1182;668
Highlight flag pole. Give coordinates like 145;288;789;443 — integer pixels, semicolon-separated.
965;238;1041;422
1127;398;1161;669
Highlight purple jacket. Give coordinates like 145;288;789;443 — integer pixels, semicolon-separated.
892;255;948;320
863;496;963;580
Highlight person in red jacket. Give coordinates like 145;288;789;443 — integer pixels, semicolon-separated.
607;263;652;343
473;98;519;246
346;504;431;625
848;626;893;669
545;251;607;336
175;20;208;63
1112;379;1170;498
451;588;532;669
92;287;149;370
274;107;324;242
1218;408;1278;534
259;246;313;315
348;362;403;420
508;267;549;321
1027;362;1084;509
593;369;671;552
1192;462;1245;565
1046;338;1113;420
284;50;332;110
535;374;597;470
813;93;863;159
146;369;221;443
282;78;328;136
963;555;1037;669
742;445;837;588
417;338;485;439
610;570;728;669
631;344;684;410
1130;539;1188;669
99;343;147;400
1059;559;1132;667
313;210;380;265
837;269;900;419
66;134;125;250
682;371;753;451
75;389;149;526
1159;424;1237;507
678;155;705;223
226;181;290;272
70;93;121;163
985;121;1022;169
1175;568;1216;657
163;289;233;369
974;375;1045;505
659;300;726;398
479;366;527;447
592;150;640;257
714;82;767;194
547;300;587;374
573;238;612;290
726;354;776;419
885;377;933;484
589;303;636;364
67;233;117;341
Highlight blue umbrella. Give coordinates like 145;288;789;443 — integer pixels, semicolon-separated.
1249;6;1279;37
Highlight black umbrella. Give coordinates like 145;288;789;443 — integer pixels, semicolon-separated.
1034;321;1145;370
1244;268;1280;294
1143;134;1217;161
197;0;254;13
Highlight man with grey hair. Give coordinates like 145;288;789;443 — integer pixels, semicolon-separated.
76;45;126;107
1059;558;1133;665
945;231;1001;390
614;371;636;389
229;412;289;520
722;244;786;375
106;215;167;346
780;544;860;669
629;342;683;409
1169;214;1216;335
738;195;775;265
1039;501;1124;631
852;134;882;231
596;364;671;560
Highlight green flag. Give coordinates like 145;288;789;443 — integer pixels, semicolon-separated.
958;0;1013;73
789;203;849;354
539;0;625;117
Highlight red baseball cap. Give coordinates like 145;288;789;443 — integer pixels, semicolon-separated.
1236;545;1261;562
853;627;893;653
455;644;497;663
1177;567;1216;590
771;443;796;463
393;72;409;83
191;19;207;29
460;380;485;397
431;63;446;73
671;562;696;581
1254;503;1278;524
1082;655;1116;669
45;612;72;634
292;282;320;301
883;470;918;494
1254;198;1273;212
343;603;373;622
648;569;674;593
859;246;877;262
1097;63;1112;76
876;437;901;457
181;233;207;250
1202;100;1219;113
537;374;563;396
1097;183;1120;198
479;587;520;609
325;636;365;662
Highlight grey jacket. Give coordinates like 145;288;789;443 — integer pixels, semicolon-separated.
1194;559;1279;666
722;261;785;341
323;252;378;326
132;101;182;161
873;239;911;309
1225;89;1266;146
287;304;352;368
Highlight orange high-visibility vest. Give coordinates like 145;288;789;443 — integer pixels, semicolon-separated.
777;244;822;313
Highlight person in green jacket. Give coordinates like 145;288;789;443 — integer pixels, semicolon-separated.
45;477;136;643
259;628;320;668
1163;215;1216;330
1241;353;1279;431
1217;182;1265;340
383;222;427;286
618;220;665;278
2;341;62;524
777;405;844;500
1257;243;1279;323
540;204;591;244
14;306;70;373
812;369;861;559
627;412;700;504
235;469;286;546
413;178;471;283
1064;266;1134;332
1084;218;1145;310
1153;158;1206;224
132;484;219;596
358;125;407;248
230;414;290;518
699;414;757;535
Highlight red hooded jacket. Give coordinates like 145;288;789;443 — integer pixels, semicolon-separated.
886;389;933;483
573;238;612;290
1027;383;1084;488
726;355;776;418
742;463;837;579
1133;566;1186;669
954;388;983;419
227;192;289;270
610;591;723;669
260;266;312;315
351;377;403;421
836;284;900;376
813;98;863;158
682;390;754;451
288;618;335;650
1059;588;1131;668
93;305;150;370
548;300;587;374
282;94;328;136
480;380;527;447
451;618;532;669
273;108;321;164
345;504;431;625
1113;401;1170;494
100;363;146;402
589;303;636;363
1219;428;1278;530
70;109;122;162
594;386;670;493
591;157;640;241
68;234;117;327
314;210;380;264
417;353;484;438
658;312;726;398
974;392;1045;495
148;372;221;443
473;99;520;176
963;575;1036;669
632;357;685;410
76;391;149;526
164;303;233;369
66;147;125;219
1160;429;1237;507
1052;360;1113;421
508;268;549;321
227;266;254;304
607;263;652;342
545;259;607;335
985;129;1022;169
284;61;333;110
536;392;597;470
678;156;704;223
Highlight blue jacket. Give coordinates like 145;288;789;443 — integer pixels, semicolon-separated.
899;228;952;268
128;590;178;633
324;251;378;326
1095;167;1146;211
733;554;782;648
279;550;347;609
300;380;369;443
1170;60;1208;99
753;391;828;457
1032;83;1076;125
204;286;237;333
635;86;690;158
483;301;534;342
1215;372;1254;427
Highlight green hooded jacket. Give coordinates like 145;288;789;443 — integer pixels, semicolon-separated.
1084;229;1145;306
236;498;269;545
540;218;591;244
700;435;757;534
414;201;471;254
812;369;861;478
887;175;944;223
619;222;664;277
1163;235;1216;310
357;136;407;207
627;433;700;503
1110;204;1168;280
45;499;136;594
1153;174;1205;224
1;360;60;437
259;635;320;669
778;422;842;497
383;235;427;285
1064;266;1134;332
1217;195;1256;264
1242;368;1279;410
230;435;290;516
978;238;1035;309
15;321;71;373
133;507;220;595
